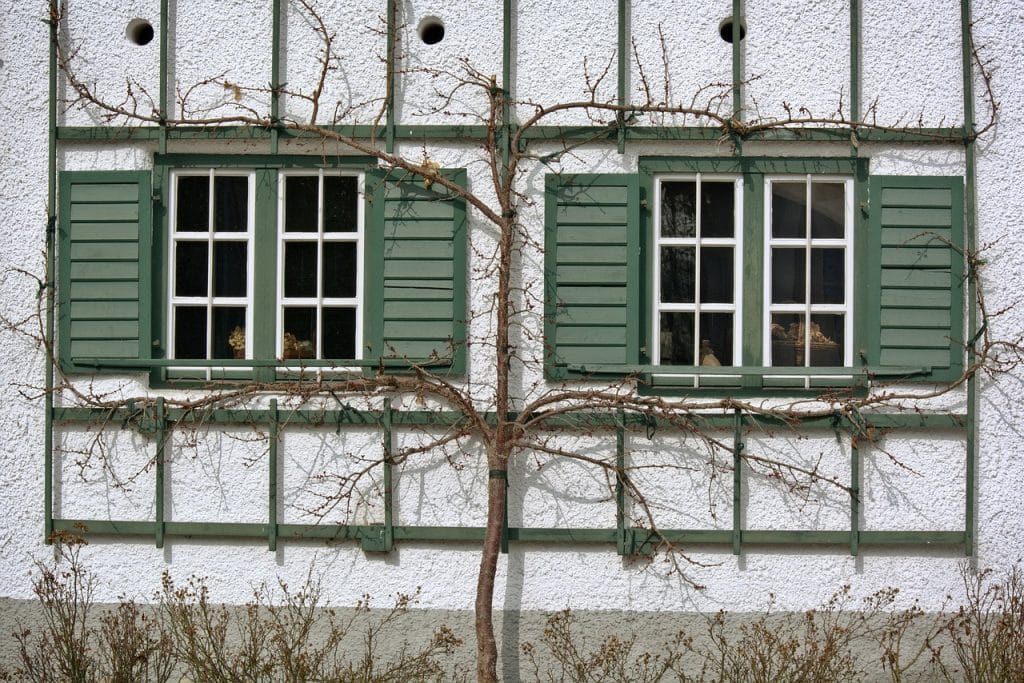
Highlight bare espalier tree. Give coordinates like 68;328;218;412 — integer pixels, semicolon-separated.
40;1;1018;681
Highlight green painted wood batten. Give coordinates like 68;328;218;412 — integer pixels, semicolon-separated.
866;176;965;381
58;171;152;373
544;174;640;378
364;168;468;373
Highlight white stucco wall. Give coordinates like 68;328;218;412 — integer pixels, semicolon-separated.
1;0;1023;629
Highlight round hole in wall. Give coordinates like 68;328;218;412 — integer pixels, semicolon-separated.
126;18;154;46
418;16;445;45
718;16;746;43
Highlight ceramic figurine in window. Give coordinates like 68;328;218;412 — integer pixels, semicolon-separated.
700;339;721;366
228;326;246;359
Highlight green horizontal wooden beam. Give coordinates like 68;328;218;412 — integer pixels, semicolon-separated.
52;518;965;550
55;124;967;145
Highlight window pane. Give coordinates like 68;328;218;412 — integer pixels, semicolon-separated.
660;246;695;303
810;248;844;304
699;313;733;366
214;176;248;232
701;182;734;237
771;248;806;304
285;176;319;233
323;242;357;298
772;182;806;238
809;314;844;366
659;312;694;365
174;306;207;359
322;307;356;359
283;307;316;358
284;242;317;297
175;242;208;297
769;313;803;367
212;307;246;359
213;242;247;297
700;247;734;303
660;182;696;238
811;183;845;239
324;176;358;232
176;176;209;232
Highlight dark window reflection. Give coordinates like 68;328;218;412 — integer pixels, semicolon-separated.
699;313;733;366
661;182;696;238
659;312;694;365
323;242;357;298
174;306;206;358
700;247;733;303
213;242;247;297
285;176;319;233
283;307;316;358
176;176;209;231
810;314;844;366
769;313;844;366
214;176;248;232
284;242;317;297
175;242;208;297
811;183;845;239
324;176;358;232
323;307;356;358
769;313;803;367
660;246;695;303
212;307;245;359
771;248;806;304
810;248;844;304
701;182;734;237
772;182;806;238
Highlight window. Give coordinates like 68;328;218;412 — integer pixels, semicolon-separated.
544;159;965;390
57;158;469;382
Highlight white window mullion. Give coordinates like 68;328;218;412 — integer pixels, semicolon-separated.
693;173;702;366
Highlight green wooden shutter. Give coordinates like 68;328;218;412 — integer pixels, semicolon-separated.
544;174;639;377
364;168;466;373
58;171;152;373
866;175;964;381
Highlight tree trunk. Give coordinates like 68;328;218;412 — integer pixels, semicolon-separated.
474;469;506;683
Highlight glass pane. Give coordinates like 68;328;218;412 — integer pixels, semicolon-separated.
214;176;248;232
213;242;247;297
283;307;316;358
176;176;209;232
284;242;317;297
660;246;695;303
701;182;734;237
212;307;246;359
772;182;806;238
769;313;803;367
811;182;845;239
323;242;357;298
700;247;734;303
810;248;844;304
175;242;208;297
174;306;206;359
324;176;358;232
771;248;806;304
659;312;694;365
809;314;844;366
285;175;319;233
660;181;696;238
323;307;356;359
699;313;733;366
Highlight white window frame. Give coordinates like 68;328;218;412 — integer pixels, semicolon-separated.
167;169;255;380
651;174;744;368
276;170;365;372
762;175;854;382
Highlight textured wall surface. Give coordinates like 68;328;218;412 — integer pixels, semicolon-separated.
2;1;1023;667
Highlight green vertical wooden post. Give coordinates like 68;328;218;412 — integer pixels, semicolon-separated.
501;0;513;177
616;0;628;153
850;0;860;123
731;0;742;123
732;408;743;555
268;399;278;551
45;6;57;542
850;436;860;556
615;410;627;555
159;0;169;155
385;0;397;153
961;0;977;557
270;0;281;154
382;398;394;550
155;397;166;548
